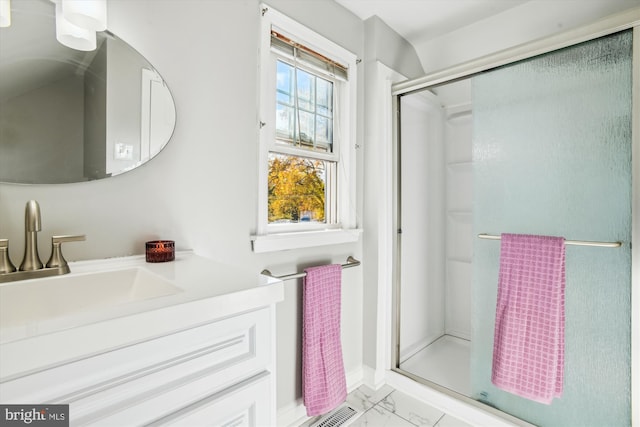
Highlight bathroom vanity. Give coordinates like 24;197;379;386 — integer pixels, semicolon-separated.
0;252;284;426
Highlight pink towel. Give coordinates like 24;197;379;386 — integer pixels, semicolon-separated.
492;233;565;404
302;264;347;416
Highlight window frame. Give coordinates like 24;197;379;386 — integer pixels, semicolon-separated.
252;4;360;252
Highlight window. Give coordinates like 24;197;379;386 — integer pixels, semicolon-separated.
252;4;360;252
270;57;335;225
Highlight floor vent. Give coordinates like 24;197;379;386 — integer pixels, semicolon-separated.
310;405;360;427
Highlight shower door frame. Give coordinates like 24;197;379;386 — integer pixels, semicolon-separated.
389;7;640;426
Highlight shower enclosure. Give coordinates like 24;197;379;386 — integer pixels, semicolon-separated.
392;16;638;427
397;79;473;397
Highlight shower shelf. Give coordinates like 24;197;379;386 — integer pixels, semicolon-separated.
445;102;472;120
446;161;472;172
447;211;472;222
447;257;472;265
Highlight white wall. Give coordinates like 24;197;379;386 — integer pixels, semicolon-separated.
361;60;407;384
0;1;366;422
364;16;424;79
360;14;425;385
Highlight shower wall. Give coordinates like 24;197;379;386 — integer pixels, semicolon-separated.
398;80;473;361
399;92;445;361
442;83;473;341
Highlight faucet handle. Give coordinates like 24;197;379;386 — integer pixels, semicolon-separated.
50;235;86;244
46;235;86;273
0;239;17;274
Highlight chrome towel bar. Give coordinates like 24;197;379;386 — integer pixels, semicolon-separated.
477;233;622;248
261;256;361;281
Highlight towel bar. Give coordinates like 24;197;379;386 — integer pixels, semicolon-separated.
261;256;360;281
477;233;622;248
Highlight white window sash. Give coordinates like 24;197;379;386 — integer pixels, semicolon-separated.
270;54;339;162
268;146;337;162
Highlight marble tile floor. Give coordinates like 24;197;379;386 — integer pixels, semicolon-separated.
301;384;473;427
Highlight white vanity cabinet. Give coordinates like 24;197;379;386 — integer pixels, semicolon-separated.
2;307;276;426
0;253;284;427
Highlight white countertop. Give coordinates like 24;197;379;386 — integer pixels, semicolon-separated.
0;252;284;380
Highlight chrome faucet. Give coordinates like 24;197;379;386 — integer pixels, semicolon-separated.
0;200;85;283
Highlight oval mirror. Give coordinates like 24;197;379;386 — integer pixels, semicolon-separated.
0;0;176;184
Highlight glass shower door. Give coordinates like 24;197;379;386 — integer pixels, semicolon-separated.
472;30;632;426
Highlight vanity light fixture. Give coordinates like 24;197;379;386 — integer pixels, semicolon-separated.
61;0;106;31
49;0;107;51
0;0;10;28
54;0;96;51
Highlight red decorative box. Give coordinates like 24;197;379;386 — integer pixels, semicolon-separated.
145;240;175;263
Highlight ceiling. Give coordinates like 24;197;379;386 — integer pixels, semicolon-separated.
334;0;530;45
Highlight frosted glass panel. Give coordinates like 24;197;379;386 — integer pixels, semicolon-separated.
471;31;632;426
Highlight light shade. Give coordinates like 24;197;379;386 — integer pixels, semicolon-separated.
61;0;106;31
55;2;96;51
0;0;11;28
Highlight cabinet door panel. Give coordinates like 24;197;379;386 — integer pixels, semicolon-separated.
147;372;271;427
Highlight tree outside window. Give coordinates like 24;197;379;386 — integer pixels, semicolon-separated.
268;154;326;223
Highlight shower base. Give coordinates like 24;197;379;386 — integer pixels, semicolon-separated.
399;334;471;396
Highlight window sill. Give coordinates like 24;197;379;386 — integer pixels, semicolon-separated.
251;228;362;253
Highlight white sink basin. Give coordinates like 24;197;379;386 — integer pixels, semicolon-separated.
0;253;285;380
0;267;182;328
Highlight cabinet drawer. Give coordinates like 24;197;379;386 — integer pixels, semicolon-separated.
118;371;271;427
0;308;271;424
